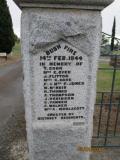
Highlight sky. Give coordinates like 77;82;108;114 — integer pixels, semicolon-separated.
6;0;120;38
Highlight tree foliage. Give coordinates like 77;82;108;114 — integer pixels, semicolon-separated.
0;0;15;54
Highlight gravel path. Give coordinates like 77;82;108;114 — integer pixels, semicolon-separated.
0;62;28;160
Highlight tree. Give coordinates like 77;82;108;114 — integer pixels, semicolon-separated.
0;0;15;54
111;17;116;51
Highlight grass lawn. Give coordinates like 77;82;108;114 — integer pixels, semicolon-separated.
12;42;21;58
97;61;120;92
113;50;120;54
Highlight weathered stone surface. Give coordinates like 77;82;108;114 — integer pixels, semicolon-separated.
29;10;101;56
21;9;102;160
16;0;115;160
14;0;114;10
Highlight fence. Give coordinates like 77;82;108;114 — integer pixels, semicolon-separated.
92;54;120;148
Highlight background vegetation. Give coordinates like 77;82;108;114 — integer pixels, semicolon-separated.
0;0;15;54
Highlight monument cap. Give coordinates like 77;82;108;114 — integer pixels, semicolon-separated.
13;0;114;10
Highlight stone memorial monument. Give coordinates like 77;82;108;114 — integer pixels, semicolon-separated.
14;0;114;160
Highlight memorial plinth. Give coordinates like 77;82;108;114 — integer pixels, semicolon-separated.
14;0;113;9
13;0;114;160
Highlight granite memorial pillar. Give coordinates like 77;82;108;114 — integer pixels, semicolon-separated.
14;0;114;160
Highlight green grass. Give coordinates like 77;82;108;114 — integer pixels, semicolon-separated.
113;50;120;54
12;42;21;56
97;61;120;92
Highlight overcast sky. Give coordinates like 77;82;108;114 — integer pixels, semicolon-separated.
7;0;120;38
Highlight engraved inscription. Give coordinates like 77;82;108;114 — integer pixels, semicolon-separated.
35;42;89;125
